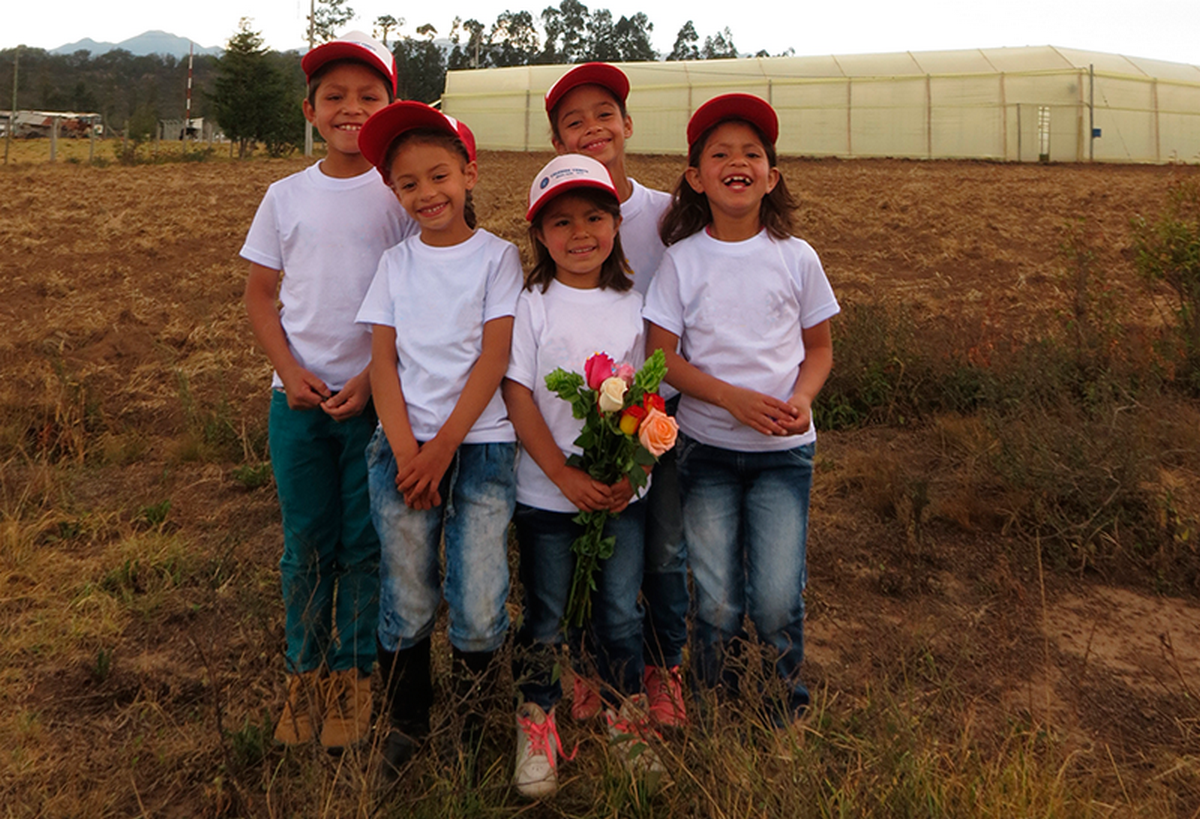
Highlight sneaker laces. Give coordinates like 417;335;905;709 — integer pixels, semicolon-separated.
518;710;577;768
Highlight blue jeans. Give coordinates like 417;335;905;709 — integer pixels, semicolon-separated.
641;395;688;668
269;391;379;676
367;430;515;654
513;502;646;711
676;434;814;720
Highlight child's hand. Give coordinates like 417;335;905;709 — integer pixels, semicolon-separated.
554;466;612;513
777;397;813;436
322;371;371;421
721;386;798;437
607;476;637;514
280;365;332;410
396;440;454;510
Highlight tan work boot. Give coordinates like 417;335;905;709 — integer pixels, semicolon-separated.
273;670;324;745
320;669;373;749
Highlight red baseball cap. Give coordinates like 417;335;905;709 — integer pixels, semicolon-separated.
359;101;477;179
687;93;779;150
301;30;397;96
544;62;630;115
526;154;619;221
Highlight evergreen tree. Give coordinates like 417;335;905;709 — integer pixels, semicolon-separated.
613;14;656;62
490;11;539;67
394;32;447;102
212;20;298;157
668;21;700;62
374;15;403;47
702;27;739;59
586;9;618;63
309;0;356;43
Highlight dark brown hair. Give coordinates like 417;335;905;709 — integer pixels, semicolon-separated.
548;86;630;145
306;58;395;107
526;188;633;293
659;119;798;247
382;129;477;229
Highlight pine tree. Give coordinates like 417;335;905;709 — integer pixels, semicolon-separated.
212;20;297;157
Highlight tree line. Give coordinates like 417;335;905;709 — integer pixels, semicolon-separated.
0;0;793;155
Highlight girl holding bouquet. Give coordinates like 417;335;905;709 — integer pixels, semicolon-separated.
502;154;670;797
644;95;840;729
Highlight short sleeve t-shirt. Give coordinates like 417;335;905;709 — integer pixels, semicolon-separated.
356;229;522;444
643;230;840;451
618;180;671;297
240;163;417;391
507;281;647;512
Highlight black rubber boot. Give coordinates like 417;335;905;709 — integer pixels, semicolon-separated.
377;637;432;786
451;647;497;755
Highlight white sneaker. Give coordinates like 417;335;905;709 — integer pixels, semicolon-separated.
514;703;572;798
604;694;667;789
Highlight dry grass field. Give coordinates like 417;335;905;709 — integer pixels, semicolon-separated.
2;143;1200;817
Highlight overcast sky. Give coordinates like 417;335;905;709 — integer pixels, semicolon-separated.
5;0;1199;66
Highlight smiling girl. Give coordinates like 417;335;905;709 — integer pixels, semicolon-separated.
503;154;664;797
645;94;841;730
354;102;522;779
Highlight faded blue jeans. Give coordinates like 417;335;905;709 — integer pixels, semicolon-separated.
367;430;515;654
513;501;646;711
676;433;814;721
269;391;380;676
641;395;688;669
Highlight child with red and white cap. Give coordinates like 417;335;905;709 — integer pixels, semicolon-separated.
503;154;665;797
355;101;523;781
544;61;688;732
645;94;840;729
240;30;416;751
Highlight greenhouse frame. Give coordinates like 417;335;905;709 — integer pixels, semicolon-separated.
441;46;1200;163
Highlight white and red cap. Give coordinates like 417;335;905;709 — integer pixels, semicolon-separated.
526;154;618;221
687;93;779;150
544;62;630;115
359;101;477;179
302;30;397;96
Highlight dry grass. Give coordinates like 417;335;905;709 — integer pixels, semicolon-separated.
2;153;1199;816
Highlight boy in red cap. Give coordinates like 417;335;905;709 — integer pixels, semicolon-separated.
544;62;688;729
240;30;417;750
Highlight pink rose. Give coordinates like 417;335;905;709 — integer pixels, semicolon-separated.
614;362;636;386
638;408;679;457
585;353;615;390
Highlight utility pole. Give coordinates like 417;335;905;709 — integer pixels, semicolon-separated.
305;0;315;156
4;46;18;165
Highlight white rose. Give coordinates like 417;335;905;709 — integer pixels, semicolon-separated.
597;376;628;413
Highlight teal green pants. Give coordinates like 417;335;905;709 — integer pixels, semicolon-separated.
269;391;379;675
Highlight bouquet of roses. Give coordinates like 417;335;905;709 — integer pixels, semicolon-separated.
544;348;679;628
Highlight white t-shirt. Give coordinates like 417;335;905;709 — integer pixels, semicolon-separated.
240;162;417;391
643;230;840;452
619;179;671;297
507;281;648;513
356;229;522;444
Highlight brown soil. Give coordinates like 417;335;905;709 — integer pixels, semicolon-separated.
2;152;1199;815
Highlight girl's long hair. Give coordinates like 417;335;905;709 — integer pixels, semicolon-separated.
526;188;633;293
659;119;798;247
382;129;477;229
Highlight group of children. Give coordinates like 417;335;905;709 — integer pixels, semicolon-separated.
241;30;839;799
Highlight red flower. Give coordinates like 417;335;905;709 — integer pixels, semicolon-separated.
643;393;666;414
584;353;615;390
619;404;647;435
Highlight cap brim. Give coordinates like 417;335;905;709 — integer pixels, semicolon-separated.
545;63;630;113
301;40;396;95
359;102;474;177
526;178;617;221
687;94;779;149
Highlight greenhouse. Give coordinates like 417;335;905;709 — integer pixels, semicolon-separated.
441;46;1200;163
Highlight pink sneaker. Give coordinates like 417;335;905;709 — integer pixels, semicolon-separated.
644;665;688;729
570;674;602;721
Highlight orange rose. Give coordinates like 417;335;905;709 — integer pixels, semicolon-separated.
638;407;679;457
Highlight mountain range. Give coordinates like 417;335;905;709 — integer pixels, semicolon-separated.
50;31;223;58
